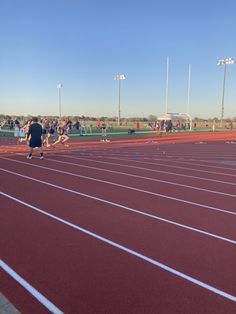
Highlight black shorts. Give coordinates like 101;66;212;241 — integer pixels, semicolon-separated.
29;139;42;148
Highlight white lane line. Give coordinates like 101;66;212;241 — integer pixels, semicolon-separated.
116;156;236;177
0;259;63;314
128;155;236;175
46;155;236;198
149;155;236;172
1;157;236;216
91;148;236;164
105;150;236;166
1;191;236;303
1;169;236;245
63;154;236;187
90;153;236;178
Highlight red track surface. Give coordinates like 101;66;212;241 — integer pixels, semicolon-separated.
1;131;236;313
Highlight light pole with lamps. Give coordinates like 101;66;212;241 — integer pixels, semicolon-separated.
114;74;126;125
217;57;235;128
57;83;63;118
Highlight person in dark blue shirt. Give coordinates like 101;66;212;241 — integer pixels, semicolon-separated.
26;117;44;160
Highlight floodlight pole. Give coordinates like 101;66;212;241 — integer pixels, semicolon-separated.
57;84;63;118
217;58;235;128
114;74;126;126
118;78;121;126
187;64;191;114
165;56;169;114
221;63;227;128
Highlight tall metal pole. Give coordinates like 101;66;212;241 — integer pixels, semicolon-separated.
220;63;227;128
59;88;62;118
165;56;169;114
187;64;191;114
57;83;63;118
118;77;121;126
217;58;235;128
114;74;125;126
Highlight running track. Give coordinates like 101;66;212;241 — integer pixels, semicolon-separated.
1;132;236;313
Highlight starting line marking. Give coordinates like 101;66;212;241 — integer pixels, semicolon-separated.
1;191;236;303
0;259;63;314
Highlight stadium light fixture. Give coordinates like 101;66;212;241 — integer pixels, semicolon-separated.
57;83;63;118
217;58;235;127
114;74;126;126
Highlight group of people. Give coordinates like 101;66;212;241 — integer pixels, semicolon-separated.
154;120;190;132
155;120;173;132
18;117;71;159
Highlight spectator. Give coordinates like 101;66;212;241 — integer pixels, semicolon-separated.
14;117;21;137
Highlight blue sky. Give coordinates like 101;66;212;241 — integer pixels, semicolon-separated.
0;0;236;118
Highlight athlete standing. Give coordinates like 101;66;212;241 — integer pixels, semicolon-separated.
26;117;44;159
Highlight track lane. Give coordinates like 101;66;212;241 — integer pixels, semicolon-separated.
1;157;236;240
50;154;236;195
2;155;236;214
0;260;62;314
1;168;236;297
105;146;236;167
1;134;236;313
60;153;236;191
2;167;236;245
0;269;51;314
80;154;236;184
1;194;236;314
32;155;236;212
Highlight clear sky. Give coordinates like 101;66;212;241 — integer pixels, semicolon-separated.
0;0;236;118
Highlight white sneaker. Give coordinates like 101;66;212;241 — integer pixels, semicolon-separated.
40;155;44;160
27;155;32;159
